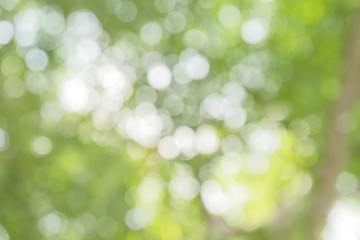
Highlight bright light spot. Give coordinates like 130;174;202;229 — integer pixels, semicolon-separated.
125;207;150;230
336;172;358;195
173;126;195;149
32;136;52;156
225;108;247;130
169;176;200;200
247;154;270;175
201;94;230;120
59;77;95;113
76;38;100;62
201;180;229;215
68;11;102;37
0;224;9;240
115;1;138;23
96;216;118;238
195;125;219;155
174;49;210;83
158;136;180;159
140;22;163;45
220;152;243;174
137;174;163;205
165;11;186;33
38;212;67;236
322;201;360;240
223;81;247;103
43;11;65;35
99;65;128;110
248;128;280;154
25;48;48;71
14;8;43;47
183;50;209;80
0;129;9;152
218;5;241;29
200;92;246;128
147;63;172;90
241;18;269;45
173;126;197;158
98;64;127;92
124;102;164;148
0;21;14;44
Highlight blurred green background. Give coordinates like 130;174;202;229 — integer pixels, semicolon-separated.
0;0;360;239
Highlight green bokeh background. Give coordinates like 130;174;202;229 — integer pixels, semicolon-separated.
0;0;359;239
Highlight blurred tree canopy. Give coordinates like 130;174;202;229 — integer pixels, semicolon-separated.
1;0;360;239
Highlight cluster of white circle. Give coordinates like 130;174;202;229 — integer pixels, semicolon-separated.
158;125;219;159
0;3;288;234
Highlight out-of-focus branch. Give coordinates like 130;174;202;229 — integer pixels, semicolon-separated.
307;9;360;240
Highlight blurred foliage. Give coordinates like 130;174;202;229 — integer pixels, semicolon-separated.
0;0;359;239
